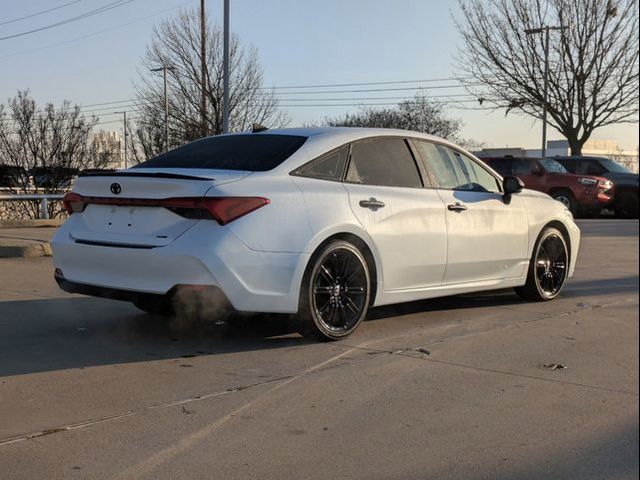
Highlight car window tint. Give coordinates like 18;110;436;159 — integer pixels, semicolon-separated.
485;159;512;176
293;146;348;181
346;138;422;188
558;158;578;173
585;160;606;175
513;159;532;174
135;134;308;171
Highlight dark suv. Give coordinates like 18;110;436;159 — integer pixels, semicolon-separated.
483;156;613;217
555;156;639;219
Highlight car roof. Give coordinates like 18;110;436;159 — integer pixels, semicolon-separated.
253;126;454;144
244;127;467;172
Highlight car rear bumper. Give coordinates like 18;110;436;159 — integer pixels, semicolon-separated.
51;219;309;314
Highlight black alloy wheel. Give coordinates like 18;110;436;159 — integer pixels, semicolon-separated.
515;227;569;301
299;241;371;340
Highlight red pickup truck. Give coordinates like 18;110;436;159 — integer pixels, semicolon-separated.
482;157;614;217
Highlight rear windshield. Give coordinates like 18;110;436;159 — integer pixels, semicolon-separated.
135;134;308;171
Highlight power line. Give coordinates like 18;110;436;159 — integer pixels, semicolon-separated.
258;77;472;90
261;84;481;95
0;0;83;27
0;1;194;60
0;0;135;42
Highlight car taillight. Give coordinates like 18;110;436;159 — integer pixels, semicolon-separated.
61;194;269;225
63;192;86;214
164;197;270;225
196;197;270;225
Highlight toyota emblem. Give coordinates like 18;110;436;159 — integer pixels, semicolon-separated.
110;183;122;195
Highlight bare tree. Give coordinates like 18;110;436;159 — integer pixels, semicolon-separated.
455;0;639;155
326;94;466;141
0;91;117;218
129;8;287;163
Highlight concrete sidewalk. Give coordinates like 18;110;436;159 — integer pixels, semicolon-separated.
0;226;58;258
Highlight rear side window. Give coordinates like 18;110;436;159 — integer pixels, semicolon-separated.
292;146;348;181
513;159;533;175
346;138;422;188
134;134;307;171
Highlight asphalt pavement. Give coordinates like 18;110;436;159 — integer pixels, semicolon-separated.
0;219;638;479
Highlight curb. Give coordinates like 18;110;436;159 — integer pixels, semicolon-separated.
0;243;52;259
0;219;64;228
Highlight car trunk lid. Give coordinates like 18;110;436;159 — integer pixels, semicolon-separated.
68;169;250;247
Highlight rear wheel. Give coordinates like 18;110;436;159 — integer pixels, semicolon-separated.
515;227;569;302
298;240;371;340
551;190;577;216
615;192;639;219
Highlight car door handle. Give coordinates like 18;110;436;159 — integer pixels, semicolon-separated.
447;203;468;212
359;198;385;210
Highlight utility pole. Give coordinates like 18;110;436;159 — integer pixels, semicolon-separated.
114;111;128;168
222;0;230;133
200;0;207;137
524;24;567;161
150;65;176;151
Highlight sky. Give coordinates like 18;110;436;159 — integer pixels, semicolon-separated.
0;0;638;151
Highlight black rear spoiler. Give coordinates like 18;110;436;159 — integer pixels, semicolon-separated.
78;171;212;181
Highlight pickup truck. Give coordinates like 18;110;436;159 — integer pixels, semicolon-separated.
482;156;614;217
554;156;639;219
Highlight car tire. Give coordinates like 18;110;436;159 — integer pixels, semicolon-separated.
515;227;569;302
615;192;639;219
551;190;577;216
132;296;175;316
298;240;371;341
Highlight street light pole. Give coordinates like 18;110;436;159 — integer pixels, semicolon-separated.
525;24;567;161
114;111;128;168
150;65;176;152
222;0;230;134
200;0;207;137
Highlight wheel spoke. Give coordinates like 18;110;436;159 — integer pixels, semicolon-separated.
314;286;333;294
320;265;334;284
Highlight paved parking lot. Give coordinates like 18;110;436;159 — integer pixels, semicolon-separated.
0;219;638;479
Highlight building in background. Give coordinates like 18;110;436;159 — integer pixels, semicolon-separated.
476;139;639;173
91;131;124;170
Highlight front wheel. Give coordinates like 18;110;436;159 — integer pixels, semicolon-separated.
515;227;569;302
551;190;577;216
298;240;371;340
615;192;639;219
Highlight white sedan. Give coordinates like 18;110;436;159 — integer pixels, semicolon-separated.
53;127;580;340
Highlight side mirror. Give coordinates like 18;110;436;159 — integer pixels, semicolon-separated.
503;176;524;203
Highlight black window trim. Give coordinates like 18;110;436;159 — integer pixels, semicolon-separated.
410;138;504;194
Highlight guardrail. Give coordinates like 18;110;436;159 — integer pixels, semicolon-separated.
0;194;65;219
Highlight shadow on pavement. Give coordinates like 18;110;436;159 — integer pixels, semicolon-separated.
0;275;636;377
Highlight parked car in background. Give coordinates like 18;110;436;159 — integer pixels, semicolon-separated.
482;156;613;217
32;167;78;190
53;128;580;340
554;156;639;219
0;165;28;190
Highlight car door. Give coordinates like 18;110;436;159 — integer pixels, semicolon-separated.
342;137;447;291
413;141;529;284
